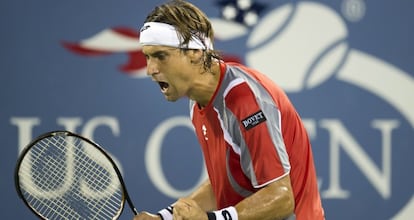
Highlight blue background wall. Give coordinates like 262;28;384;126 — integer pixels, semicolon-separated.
1;0;413;219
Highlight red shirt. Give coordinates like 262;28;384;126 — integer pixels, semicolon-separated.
190;62;324;219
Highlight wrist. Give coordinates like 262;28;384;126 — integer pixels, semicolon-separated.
206;206;238;220
157;205;173;220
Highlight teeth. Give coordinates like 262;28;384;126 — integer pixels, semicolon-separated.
158;82;169;90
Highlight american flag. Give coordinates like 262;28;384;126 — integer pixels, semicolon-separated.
61;1;265;76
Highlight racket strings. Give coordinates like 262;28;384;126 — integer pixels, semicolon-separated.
75;152;124;217
18;134;125;220
22;136;123;219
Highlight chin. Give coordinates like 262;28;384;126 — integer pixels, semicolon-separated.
164;95;179;102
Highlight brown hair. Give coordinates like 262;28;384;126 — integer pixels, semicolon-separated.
144;0;222;70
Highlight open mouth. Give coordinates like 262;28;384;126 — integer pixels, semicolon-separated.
158;81;169;92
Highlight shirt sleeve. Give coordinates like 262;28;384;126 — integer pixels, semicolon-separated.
224;80;291;187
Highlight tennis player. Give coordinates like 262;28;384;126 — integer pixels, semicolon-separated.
134;0;325;219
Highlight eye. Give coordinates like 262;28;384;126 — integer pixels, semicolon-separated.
157;54;166;61
147;50;171;62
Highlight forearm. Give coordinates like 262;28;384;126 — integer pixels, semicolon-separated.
187;179;217;211
172;176;294;220
235;175;295;220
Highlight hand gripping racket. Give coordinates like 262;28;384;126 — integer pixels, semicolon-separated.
14;130;138;220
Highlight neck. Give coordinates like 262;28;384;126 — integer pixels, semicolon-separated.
189;61;221;107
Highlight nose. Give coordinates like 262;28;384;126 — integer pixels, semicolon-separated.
146;59;159;76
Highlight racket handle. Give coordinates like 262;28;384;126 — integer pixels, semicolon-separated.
126;197;139;215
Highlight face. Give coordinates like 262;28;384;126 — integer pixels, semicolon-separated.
142;45;197;102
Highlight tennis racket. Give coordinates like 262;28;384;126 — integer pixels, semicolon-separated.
14;130;138;220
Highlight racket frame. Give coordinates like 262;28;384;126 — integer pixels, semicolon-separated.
14;130;138;219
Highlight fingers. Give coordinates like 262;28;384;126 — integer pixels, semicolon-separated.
133;198;206;220
174;198;194;215
173;198;207;220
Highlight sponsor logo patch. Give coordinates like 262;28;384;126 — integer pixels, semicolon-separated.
241;110;266;130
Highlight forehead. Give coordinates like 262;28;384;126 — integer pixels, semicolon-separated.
142;45;178;55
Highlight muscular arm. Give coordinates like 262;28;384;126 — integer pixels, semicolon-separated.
173;175;294;220
235;174;295;220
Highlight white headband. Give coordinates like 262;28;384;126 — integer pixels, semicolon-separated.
139;22;213;50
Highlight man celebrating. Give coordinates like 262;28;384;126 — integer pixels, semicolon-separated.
134;0;324;219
